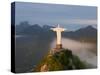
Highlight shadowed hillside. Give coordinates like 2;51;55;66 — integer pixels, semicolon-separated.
15;21;97;42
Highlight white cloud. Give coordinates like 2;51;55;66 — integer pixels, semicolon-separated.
50;38;97;67
67;19;97;25
55;18;97;25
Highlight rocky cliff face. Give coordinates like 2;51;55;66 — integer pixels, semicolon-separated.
33;49;87;72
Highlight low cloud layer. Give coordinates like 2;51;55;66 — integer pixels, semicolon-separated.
50;38;97;67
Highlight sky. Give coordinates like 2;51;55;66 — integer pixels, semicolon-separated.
15;2;97;31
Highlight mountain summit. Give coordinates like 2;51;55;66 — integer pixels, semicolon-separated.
34;48;87;72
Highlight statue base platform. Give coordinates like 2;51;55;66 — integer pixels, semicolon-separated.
56;44;62;49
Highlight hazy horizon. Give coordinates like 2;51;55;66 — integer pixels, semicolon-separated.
14;2;97;31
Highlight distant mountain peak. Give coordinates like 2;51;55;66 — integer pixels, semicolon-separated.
42;25;55;31
43;25;54;28
86;25;93;28
76;25;96;32
85;25;96;30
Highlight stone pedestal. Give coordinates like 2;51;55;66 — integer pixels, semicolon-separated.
56;44;62;49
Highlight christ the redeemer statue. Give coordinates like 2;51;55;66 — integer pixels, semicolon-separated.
51;24;66;49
